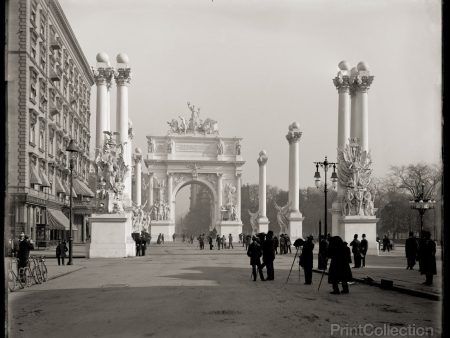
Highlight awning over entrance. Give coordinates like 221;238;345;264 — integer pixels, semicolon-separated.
64;182;78;198
47;208;78;231
40;170;51;187
56;177;66;194
73;178;95;198
30;166;42;185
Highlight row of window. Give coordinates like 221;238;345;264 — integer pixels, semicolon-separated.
29;110;90;161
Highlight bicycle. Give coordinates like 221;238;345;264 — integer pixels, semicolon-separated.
38;256;48;282
28;256;43;285
8;258;24;292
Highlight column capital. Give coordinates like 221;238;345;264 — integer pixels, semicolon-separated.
257;150;268;166
115;68;132;86
286;122;302;144
350;69;374;93
333;73;351;93
216;172;223;178
133;153;142;163
92;67;114;86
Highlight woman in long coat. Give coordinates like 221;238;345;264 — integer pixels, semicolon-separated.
327;236;352;294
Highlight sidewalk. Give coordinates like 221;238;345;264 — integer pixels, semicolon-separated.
312;254;441;301
31;243;87;259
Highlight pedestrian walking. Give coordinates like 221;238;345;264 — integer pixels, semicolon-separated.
161;234;165;244
405;231;418;270
136;235;142;256
245;234;251;250
247;236;265;281
300;235;314;284
262;231;275;280
208;236;214;250
56;240;68;266
273;236;279;255
418;231;437;285
350;234;362;268
360;234;368;267
222;235;226;249
382;235;390;252
141;235;147;256
328;236;352;294
216;235;221;250
157;233;161;245
172;233;176;242
286;235;292;254
228;234;233;249
56;241;62;265
279;235;285;255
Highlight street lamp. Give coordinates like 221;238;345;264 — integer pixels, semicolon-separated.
66;139;79;265
313;156;338;238
409;182;436;238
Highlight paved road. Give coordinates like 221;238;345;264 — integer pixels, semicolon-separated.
8;243;440;338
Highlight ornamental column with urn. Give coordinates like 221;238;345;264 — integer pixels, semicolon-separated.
257;150;269;233
285;122;304;239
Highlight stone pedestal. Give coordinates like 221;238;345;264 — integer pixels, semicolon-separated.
88;213;135;258
217;220;242;240
256;217;269;234
287;211;304;240
331;207;378;255
150;220;175;243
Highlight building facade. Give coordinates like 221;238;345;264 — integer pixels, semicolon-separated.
6;0;95;245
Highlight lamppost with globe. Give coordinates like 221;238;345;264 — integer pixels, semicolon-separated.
313;156;338;238
66;139;79;265
409;182;436;238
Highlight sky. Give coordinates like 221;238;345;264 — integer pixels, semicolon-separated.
60;0;441;190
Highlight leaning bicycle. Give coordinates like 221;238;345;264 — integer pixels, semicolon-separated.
8;258;24;292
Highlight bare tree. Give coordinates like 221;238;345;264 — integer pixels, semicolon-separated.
388;163;441;199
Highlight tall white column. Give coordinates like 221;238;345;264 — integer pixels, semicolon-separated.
134;148;142;206
354;62;373;153
286;124;301;213
349;67;359;141
114;54;132;201
257;151;268;218
217;173;223;221
333;61;351;198
257;151;269;233
93;68;107;152
106;80;111;132
285;122;303;239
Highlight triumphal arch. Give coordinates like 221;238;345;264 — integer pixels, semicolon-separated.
144;103;245;241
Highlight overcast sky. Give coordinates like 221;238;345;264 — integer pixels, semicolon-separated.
60;0;441;190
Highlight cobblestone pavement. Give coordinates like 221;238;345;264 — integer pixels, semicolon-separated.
7;243;441;338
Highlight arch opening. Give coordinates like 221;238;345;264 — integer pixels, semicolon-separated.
174;181;215;237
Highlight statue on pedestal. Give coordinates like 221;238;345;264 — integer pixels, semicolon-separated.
95;132;129;214
338;137;375;217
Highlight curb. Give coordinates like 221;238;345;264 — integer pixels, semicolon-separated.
47;266;85;281
312;269;440;301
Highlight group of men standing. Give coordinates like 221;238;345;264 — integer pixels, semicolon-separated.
405;231;437;285
246;231;276;281
349;234;369;268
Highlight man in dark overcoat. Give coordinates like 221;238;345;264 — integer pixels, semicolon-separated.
262;231;275;280
405;231;418;270
135;235;142;256
360;234;368;267
247;236;265;281
328;236;352;294
300;235;315;284
350;234;361;268
418;231;437;285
